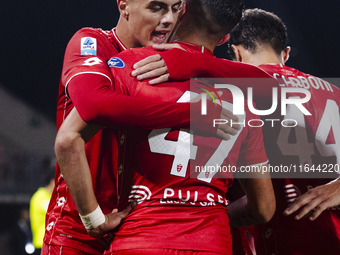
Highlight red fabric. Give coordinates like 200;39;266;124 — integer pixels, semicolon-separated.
239;64;340;255
161;48;277;101
104;43;268;254
44;27;123;252
67;73;220;133
45;30;220;253
41;242;103;255
111;248;223;255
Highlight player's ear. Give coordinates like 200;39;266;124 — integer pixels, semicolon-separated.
231;44;242;62
217;34;230;46
179;1;186;17
117;0;129;19
282;46;291;64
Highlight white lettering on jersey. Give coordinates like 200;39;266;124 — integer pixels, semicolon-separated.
274;73;333;92
160;188;228;206
82;57;102;66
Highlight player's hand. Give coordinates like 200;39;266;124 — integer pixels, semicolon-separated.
131;43;186;85
191;91;241;141
284;178;340;221
87;205;134;248
216;107;241;140
152;43;186;51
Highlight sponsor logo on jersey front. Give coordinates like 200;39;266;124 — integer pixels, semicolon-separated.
160;187;229;206
107;57;125;68
129;185;152;204
129;184;229;207
81;37;97;55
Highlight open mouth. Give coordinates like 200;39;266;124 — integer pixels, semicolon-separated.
151;31;168;43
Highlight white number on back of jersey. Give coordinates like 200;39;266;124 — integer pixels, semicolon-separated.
197;99;244;183
315;100;340;163
149;128;197;177
277;97;315;164
148;91;243;183
278;98;339;164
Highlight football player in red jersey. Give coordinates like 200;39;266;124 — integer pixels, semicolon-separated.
45;0;241;254
228;8;340;255
42;1;198;255
56;1;277;254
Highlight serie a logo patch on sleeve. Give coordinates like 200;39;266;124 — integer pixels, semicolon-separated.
81;37;97;55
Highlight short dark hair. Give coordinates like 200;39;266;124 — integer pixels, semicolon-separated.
228;8;288;58
186;0;244;38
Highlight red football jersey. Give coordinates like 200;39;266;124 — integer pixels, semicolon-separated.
157;51;340;254
44;27;126;252
105;43;269;254
250;64;340;255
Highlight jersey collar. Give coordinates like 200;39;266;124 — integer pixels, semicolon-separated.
178;41;214;55
112;28;127;51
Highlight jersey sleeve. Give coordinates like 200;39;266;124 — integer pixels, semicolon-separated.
160;49;278;102
236;113;268;167
62;28;115;95
67;47;222;133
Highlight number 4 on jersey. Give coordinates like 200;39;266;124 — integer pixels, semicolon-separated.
148;91;244;183
148;128;197;178
278;99;340;164
149;91;197;178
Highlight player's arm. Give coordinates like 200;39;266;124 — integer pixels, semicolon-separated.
55;108;132;245
284;177;340;220
68;73;197;129
228;113;275;227
68;76;234;140
132;47;204;83
131;43;186;84
132;47;277;101
63;30;208;134
228;166;275;227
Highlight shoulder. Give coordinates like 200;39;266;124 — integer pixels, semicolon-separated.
229;60;273;78
113;46;157;65
124;46;157;59
68;27;113;49
73;27;110;39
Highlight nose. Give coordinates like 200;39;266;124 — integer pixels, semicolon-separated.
161;10;176;27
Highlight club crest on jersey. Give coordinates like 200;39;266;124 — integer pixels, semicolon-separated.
81;37;97;55
107;57;125;68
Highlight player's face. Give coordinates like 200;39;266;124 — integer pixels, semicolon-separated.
126;0;183;46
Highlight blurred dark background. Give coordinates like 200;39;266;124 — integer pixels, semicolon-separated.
0;0;339;254
0;0;339;122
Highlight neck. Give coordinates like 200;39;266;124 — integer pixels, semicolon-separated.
173;25;216;53
115;18;141;49
178;36;215;53
246;46;283;66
